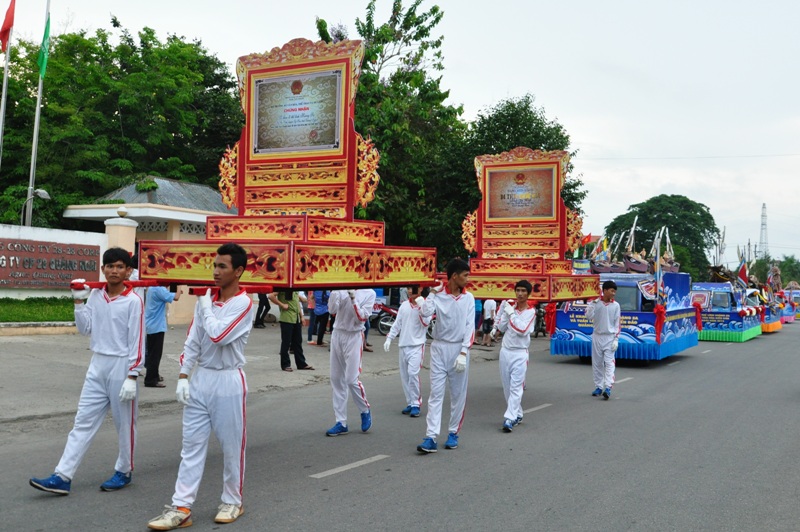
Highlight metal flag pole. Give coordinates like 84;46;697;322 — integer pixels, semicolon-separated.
0;27;12;172
25;0;50;226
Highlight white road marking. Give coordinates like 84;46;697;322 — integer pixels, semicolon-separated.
309;454;390;479
522;403;552;414
668;361;680;366
615;377;633;384
701;350;711;354
725;343;733;346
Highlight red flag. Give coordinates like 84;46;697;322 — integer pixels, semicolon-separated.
580;233;592;246
737;261;748;287
0;0;14;53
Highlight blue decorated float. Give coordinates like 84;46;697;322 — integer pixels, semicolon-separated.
689;282;762;342
550;272;698;361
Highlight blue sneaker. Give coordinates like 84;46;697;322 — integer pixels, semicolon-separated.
100;470;131;491
361;411;372;432
326;422;348;436
417;437;438;453
502;420;514;433
401;405;413;415
602;387;611;400
513;416;523;426
592;387;603;397
30;473;71;495
444;432;459;449
409;406;420;417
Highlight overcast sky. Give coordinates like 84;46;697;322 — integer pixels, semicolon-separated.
9;0;800;268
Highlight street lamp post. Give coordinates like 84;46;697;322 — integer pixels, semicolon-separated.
20;188;51;226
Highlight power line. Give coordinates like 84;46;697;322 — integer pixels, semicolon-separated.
581;153;800;161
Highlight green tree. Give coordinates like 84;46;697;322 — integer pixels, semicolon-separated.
604;194;720;282
0;20;243;227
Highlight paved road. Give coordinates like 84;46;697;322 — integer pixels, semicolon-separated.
2;324;799;531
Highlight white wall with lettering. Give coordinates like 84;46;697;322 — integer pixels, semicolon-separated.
0;224;108;299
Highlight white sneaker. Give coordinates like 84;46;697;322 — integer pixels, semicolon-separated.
147;505;192;530
215;503;244;524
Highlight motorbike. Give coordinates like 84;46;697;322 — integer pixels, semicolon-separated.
375;302;436;340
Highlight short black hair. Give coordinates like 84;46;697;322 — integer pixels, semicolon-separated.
602;280;617;291
103;247;132;267
446;258;470;279
515;280;533;294
217;243;248;270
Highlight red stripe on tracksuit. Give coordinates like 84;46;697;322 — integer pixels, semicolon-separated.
209;298;253;344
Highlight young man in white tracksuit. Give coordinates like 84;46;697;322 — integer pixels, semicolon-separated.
585;280;621;400
30;247;144;495
417;259;475;453
325;288;376;436
384;286;431;418
493;280;537;433
148;243;254;530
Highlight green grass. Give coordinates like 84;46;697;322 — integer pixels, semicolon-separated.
0;297;76;322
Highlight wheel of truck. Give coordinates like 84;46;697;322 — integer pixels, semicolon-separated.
377;313;395;336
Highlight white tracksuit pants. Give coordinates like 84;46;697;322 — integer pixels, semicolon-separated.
591;333;616;389
399;344;425;408
330;329;370;425
173;367;247;508
56;353;137;480
499;346;528;423
426;340;468;440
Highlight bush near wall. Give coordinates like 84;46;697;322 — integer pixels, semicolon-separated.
0;298;75;322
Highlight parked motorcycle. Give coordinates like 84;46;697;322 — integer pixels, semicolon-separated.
375;303;436;340
533;302;547;338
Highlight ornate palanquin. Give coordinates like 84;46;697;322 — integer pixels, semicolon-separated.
138;39;436;288
461;147;598;301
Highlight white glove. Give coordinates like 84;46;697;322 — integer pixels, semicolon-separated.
71;278;91;300
347;289;356;300
490;329;497;340
383;338;392;352
119;378;137;402
454;353;467;373
415;296;425;307
176;378;190;405
504;301;515;317
198;288;212;311
432;281;444;294
612;339;619;352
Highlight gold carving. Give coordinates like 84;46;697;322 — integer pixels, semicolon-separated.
308;219;384;244
564;207;583;254
462;210;477;253
245;187;348;204
293;246;436;286
355;133;381;208
246;168;346;186
218;142;239;209
244;206;347;218
206;217;306;240
474;148;570;193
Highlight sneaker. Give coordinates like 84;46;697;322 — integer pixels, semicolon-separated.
444;432;459;449
29;473;71;495
409;406;420;417
147;505;192;530
513;416;523;426
417;437;438;453
502;420;514;433
215;503;244;524
592;387;603;397
326;422;349;437
401;405;413;415
602;387;611;400
361;411;372;432
100;470;131;491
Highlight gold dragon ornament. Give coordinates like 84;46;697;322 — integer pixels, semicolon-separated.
564;208;584;254
218;142;239;209
355;133;380;208
462;209;478;254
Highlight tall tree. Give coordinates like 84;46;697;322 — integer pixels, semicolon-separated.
604;194;720;281
0;20;242;228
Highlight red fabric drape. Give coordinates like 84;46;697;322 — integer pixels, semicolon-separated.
545;302;557;335
760;306;766;323
654;304;667;344
692;302;703;331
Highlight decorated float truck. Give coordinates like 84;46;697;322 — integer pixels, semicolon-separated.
689;282;762;342
550;272;698;361
745;289;782;333
775;291;796;324
787;289;800;319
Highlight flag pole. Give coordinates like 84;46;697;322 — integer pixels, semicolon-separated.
0;27;11;172
25;0;50;226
